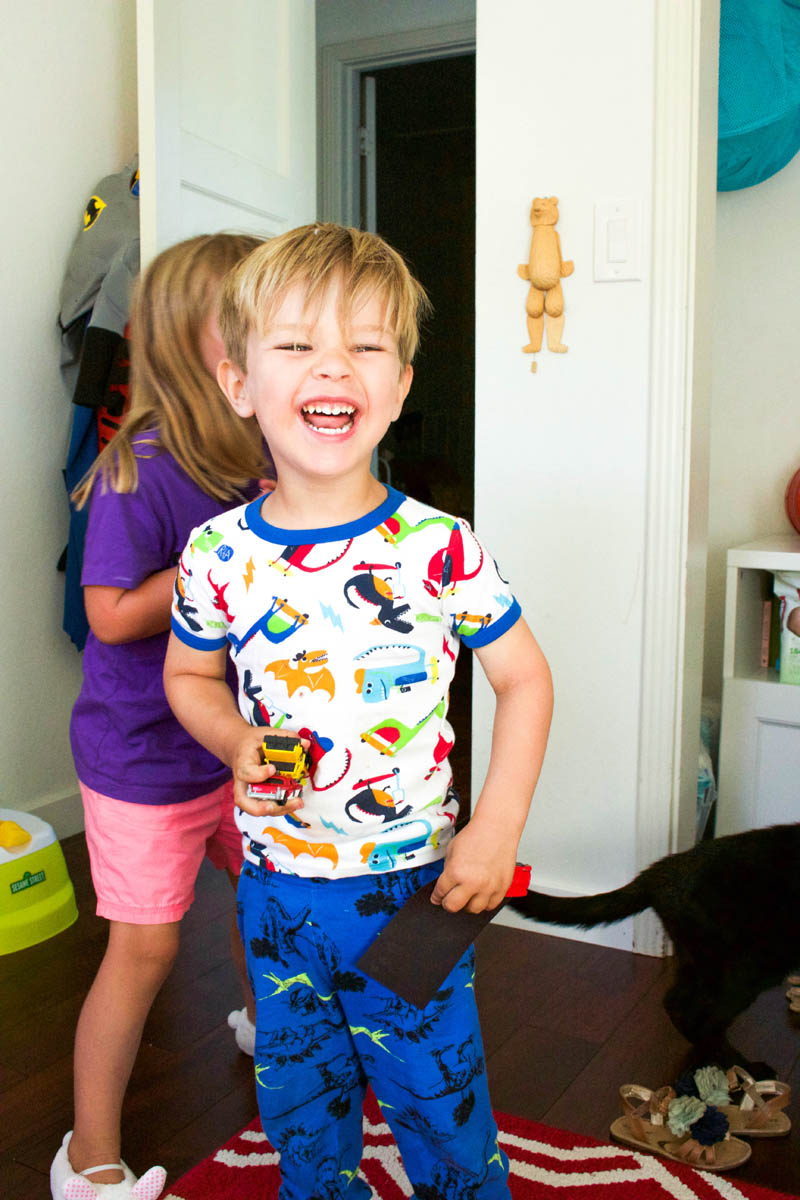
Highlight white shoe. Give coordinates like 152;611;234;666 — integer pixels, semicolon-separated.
227;1006;256;1055
50;1132;166;1199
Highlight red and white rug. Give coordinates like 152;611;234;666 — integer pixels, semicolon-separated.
166;1094;795;1200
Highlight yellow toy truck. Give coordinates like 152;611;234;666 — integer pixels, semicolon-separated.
247;733;310;804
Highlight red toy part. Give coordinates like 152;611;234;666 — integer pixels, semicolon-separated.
506;863;532;897
246;776;304;803
786;468;800;535
246;734;310;804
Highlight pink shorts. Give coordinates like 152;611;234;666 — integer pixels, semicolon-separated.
80;779;243;924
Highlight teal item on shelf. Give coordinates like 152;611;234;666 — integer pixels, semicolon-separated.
718;0;800;190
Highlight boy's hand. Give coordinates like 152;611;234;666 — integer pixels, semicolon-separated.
232;728;309;819
430;818;517;914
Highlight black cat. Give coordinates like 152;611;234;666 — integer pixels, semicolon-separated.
507;823;800;1068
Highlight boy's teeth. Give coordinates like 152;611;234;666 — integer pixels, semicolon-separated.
302;403;355;415
301;401;356;435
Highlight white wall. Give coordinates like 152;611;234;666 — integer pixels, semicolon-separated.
316;0;475;43
11;0;773;911
0;3;138;834
703;152;800;699
473;1;659;949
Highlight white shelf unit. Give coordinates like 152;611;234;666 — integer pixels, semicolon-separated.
716;533;800;836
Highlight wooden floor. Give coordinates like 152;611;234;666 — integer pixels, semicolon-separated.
2;834;798;1198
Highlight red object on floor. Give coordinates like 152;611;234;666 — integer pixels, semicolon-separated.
166;1090;795;1200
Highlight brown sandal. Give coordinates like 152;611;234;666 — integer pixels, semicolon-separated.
610;1084;751;1172
723;1065;792;1137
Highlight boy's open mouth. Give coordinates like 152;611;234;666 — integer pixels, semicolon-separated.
301;402;356;435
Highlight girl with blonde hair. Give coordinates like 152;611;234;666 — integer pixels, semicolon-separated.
52;233;271;1200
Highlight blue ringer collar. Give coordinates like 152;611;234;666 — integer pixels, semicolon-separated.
244;485;406;543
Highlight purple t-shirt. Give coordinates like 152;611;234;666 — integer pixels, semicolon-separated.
70;438;255;805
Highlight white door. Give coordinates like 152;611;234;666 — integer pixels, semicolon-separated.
136;0;316;265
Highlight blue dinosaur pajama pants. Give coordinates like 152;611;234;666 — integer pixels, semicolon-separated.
237;860;511;1200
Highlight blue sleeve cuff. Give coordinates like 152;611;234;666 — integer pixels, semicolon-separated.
460;598;522;648
170;615;228;651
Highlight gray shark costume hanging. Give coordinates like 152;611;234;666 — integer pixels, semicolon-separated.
58;157;140;649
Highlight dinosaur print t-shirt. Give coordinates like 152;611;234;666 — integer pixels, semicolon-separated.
171;486;521;878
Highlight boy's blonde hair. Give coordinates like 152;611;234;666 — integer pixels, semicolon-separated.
72;233;271;509
218;222;431;371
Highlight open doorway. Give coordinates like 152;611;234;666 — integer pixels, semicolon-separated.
363;55;475;523
358;53;476;811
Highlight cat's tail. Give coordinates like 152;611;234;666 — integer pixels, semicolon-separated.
506;878;651;929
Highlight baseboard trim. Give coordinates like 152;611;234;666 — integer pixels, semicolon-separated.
24;791;84;841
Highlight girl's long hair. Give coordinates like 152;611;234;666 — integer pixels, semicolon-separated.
72;233;270;509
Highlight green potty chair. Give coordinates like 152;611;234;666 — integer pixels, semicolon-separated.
0;807;78;955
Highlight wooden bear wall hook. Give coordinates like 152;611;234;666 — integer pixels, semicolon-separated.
517;197;574;373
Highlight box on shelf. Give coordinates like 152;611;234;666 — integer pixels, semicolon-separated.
774;570;800;685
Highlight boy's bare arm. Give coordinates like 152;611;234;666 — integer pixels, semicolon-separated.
431;616;553;914
163;633;305;817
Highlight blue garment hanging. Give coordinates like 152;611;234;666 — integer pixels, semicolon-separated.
718;0;800;190
62;402;95;650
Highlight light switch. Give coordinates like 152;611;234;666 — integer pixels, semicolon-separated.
594;200;641;282
606;218;627;262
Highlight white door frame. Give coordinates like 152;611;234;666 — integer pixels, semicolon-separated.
319;4;718;957
318;20;476;225
632;0;718;952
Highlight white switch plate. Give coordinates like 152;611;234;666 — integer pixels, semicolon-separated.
593;199;641;282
